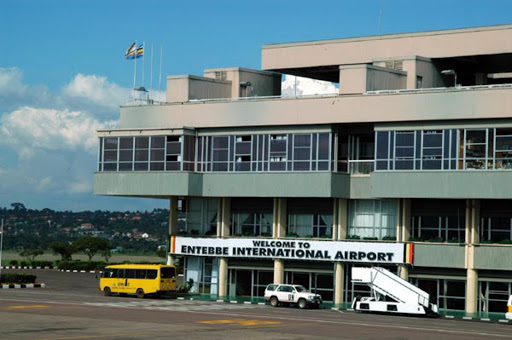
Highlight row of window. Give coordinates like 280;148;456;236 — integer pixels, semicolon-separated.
98;133;332;173
376;128;512;171
182;198;512;243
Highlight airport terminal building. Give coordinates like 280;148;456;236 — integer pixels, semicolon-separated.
95;25;512;315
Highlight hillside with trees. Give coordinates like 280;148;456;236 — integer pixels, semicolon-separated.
0;203;179;254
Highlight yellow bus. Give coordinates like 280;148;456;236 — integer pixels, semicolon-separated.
100;264;177;298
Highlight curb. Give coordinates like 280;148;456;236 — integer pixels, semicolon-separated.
58;270;103;274
339;308;510;324
1;266;54;270
0;283;46;289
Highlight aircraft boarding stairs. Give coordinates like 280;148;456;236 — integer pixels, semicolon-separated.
351;267;438;316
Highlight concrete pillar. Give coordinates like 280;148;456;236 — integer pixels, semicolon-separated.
278;198;287;238
398;198;411;280
218;257;228;298
167;196;179;265
334;262;345;308
337;199;348;240
466;267;478;315
465;199;480;315
273;197;287;238
221;197;231;237
401;198;411;242
217;198;230;298
274;259;284;284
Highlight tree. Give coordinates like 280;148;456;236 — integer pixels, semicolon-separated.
19;248;44;264
73;236;111;262
49;241;74;261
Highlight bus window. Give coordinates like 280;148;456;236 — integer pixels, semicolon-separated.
102;269;112;278
111;268;119;278
161;267;176;279
136;269;147;279
118;269;125;279
126;269;136;279
146;270;157;280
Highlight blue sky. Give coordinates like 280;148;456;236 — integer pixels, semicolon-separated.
1;0;511;211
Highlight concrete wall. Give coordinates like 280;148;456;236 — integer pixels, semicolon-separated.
120;87;512;130
262;25;512;70
371;171;512;199
94;172;352;198
413;243;466;268
474;245;512;270
339;65;407;94
166;75;231;102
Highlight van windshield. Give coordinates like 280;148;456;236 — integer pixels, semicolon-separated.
295;286;307;292
161;267;176;279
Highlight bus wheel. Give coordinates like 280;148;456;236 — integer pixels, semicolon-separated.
136;288;145;299
104;287;111;296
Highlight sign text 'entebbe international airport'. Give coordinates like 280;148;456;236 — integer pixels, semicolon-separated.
170;237;406;264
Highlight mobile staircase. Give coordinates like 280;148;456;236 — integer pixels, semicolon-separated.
351;267;438;316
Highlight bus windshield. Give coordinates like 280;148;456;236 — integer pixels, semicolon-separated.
161;267;176;279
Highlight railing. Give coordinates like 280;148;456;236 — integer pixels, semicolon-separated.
348;160;374;175
123;83;512;106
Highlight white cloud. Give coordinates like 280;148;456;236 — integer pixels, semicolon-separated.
0;106;117;156
61;73;132;112
0;67;51;110
281;74;338;97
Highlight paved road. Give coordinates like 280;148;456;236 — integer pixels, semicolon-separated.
0;269;511;340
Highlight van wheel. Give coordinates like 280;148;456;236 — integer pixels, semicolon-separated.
136;288;145;299
270;296;279;307
298;298;307;309
104;287;111;296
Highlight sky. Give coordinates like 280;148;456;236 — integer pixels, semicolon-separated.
1;0;511;212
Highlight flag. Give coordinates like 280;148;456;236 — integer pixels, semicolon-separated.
125;42;136;59
125;43;143;60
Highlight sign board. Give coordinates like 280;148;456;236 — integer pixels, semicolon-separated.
171;236;406;264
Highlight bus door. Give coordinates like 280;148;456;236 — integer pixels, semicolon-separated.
124;269;136;293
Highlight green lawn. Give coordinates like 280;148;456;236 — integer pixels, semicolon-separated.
1;250;164;265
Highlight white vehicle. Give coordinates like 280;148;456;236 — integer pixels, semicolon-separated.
506;295;512;320
351;267;438;317
264;284;322;309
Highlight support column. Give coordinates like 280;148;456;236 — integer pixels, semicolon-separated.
337;199;348;240
334;262;345;308
466;199;480;315
274;259;284;284
218;257;228;298
398;198;411;280
273;198;286;283
167;196;178;265
221;197;231;237
217;197;231;298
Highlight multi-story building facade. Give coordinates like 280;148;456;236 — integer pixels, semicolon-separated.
95;24;512;315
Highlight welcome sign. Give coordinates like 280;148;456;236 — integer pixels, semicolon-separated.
170;236;407;264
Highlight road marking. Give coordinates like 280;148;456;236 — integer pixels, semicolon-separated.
198;318;281;326
6;304;49;309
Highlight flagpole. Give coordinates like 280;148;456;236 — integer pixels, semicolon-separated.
133;40;138;101
158;44;163;94
150;42;154;97
142;42;145;88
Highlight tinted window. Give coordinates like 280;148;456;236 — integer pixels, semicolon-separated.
146;270;157;279
161;267;176;279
